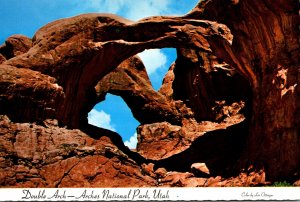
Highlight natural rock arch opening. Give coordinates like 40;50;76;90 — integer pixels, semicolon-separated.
138;48;177;91
0;17;253;177
87;47;177;149
1;13;234;130
136;50;253;177
88;93;140;149
51;14;233;129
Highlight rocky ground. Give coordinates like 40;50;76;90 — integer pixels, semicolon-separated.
0;115;272;187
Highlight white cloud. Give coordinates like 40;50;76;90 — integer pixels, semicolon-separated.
138;49;167;75
87;109;116;131
88;0;126;14
125;0;171;21
124;133;138;149
86;0;172;21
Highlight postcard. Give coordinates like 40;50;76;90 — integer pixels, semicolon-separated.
0;0;299;201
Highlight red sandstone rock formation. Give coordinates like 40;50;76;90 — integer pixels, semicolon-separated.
0;115;155;187
0;0;299;187
0;35;32;62
186;0;300;181
95;56;194;125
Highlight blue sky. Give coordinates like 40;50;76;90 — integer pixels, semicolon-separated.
0;0;199;149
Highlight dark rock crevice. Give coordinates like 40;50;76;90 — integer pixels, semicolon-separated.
152;121;249;177
80;123;148;166
173;50;253;123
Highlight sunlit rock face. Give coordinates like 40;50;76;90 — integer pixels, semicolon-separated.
0;0;299;187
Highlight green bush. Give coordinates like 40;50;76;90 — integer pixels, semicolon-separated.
271;181;292;187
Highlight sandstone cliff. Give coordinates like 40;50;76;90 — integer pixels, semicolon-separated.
0;0;299;187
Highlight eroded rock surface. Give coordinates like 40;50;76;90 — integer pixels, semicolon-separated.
95;56;194;125
0;115;271;187
0;115;155;187
0;35;32;61
137;114;245;161
0;65;64;123
186;0;300;180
